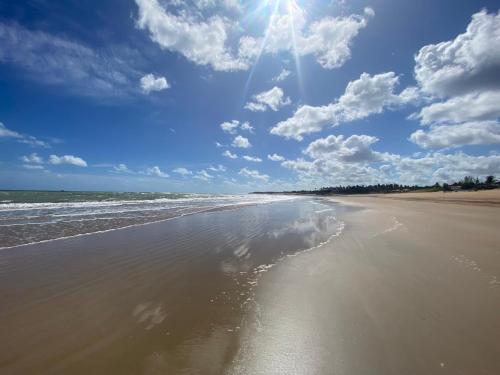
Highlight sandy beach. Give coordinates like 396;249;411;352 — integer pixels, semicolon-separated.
231;190;500;374
1;191;499;374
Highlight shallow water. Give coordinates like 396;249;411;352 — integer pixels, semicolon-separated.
0;191;295;248
0;197;345;375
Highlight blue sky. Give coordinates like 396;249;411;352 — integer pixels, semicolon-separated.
1;0;499;193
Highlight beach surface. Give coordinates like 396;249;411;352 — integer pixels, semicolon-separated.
1;191;500;374
231;190;500;374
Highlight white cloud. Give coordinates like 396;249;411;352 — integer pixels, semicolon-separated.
220;120;240;134
273;68;291;82
194;0;242;13
208;164;226;172
49;154;87;167
394;152;500;185
243;155;262;162
220;120;254;134
222;150;238;159
0;122;22;138
239;167;269;182
267;153;285;162
409;121;500;149
0;122;49;147
240;122;254;133
279;134;395;186
113;163;133;173
304;134;385;163
245;86;291;112
140;73;170;93
271;72;415;140
297;8;374;69
416;89;500;125
21;153;43;164
251;6;374;69
281;149;500;187
194;169;213;181
172;167;192;176
135;0;372;71
146;166;169;178
410;10;500;150
414;10;500;98
232;135;251;148
134;0;252;71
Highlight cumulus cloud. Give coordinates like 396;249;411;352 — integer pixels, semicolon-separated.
279;133;398;186
232;135;251;148
220;120;239;134
243;155;262;162
410;10;500;149
282;148;500;187
21;153;43;164
271;72;415;140
194;169;213;181
208;164;226;172
304;134;386;163
134;0;252;71
414;10;500;98
245;86;291;112
222;150;238;159
220;120;254;134
250;6;374;69
416;89;500;126
172;167;192;176
268;153;285;162
146;166;169;178
238;167;269;182
135;0;372;71
273;68;291;82
112;163;133;173
410;121;500;149
394;152;500;185
140;73;170;93
240;122;254;133
49;154;87;167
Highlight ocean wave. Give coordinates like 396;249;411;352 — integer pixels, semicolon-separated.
0;194;298;249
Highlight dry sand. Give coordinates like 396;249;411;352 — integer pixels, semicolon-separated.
231;190;500;374
365;188;500;206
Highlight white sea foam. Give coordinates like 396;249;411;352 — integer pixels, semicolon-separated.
0;194;298;249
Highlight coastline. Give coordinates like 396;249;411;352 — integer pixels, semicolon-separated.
1;192;499;374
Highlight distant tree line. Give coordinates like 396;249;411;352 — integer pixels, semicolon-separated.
442;175;497;192
253;176;498;196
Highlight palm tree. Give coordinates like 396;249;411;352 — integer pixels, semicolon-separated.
485;175;496;185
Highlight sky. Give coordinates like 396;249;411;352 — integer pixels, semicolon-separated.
0;0;499;193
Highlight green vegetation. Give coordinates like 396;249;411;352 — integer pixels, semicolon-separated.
254;176;499;196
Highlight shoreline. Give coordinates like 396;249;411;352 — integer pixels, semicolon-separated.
1;193;499;374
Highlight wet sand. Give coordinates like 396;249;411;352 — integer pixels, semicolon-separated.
231;191;500;374
1;192;500;374
0;198;343;374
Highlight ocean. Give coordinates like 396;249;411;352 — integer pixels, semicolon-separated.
0;190;297;248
